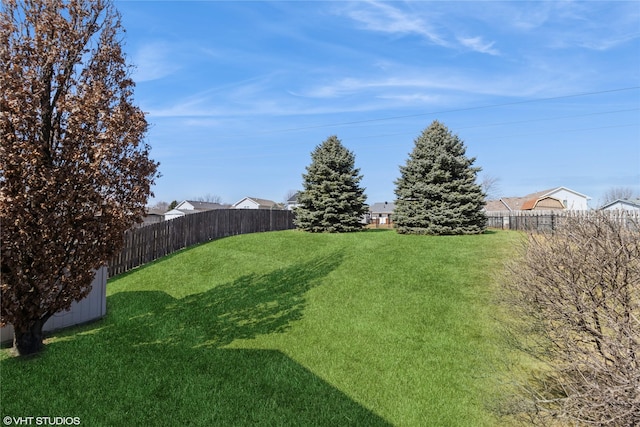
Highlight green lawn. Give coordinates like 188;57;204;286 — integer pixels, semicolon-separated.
1;229;520;426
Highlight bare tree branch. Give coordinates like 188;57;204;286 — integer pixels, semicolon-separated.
501;213;640;425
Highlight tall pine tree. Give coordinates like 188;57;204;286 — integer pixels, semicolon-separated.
295;136;367;232
394;121;486;235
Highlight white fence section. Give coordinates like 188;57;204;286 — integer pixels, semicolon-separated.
1;266;107;345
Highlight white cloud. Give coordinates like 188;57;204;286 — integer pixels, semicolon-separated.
493;1;640;52
339;1;505;56
503;4;554;31
131;42;182;82
295;71;545;101
553;31;640;52
376;93;442;104
339;1;449;47
457;36;500;56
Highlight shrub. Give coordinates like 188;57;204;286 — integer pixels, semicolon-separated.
503;213;639;425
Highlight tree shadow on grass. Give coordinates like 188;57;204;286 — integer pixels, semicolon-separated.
1;251;392;426
106;251;344;348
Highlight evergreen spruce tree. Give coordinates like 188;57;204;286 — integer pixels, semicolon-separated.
295;136;367;232
394;120;486;235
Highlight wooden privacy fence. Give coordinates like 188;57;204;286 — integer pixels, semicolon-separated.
108;209;295;276
485;210;640;232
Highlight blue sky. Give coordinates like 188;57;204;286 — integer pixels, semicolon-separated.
115;0;640;207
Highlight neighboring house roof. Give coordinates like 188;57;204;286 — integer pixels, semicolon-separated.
233;197;282;209
287;192;300;203
485;187;590;211
600;198;640;210
484;199;511;211
175;200;225;211
369;202;395;214
543;186;590;201
285;192;301;210
485;195;534;211
520;196;564;210
145;208;166;216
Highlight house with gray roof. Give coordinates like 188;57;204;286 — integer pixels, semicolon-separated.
164;200;226;220
600;198;640;211
285;192;300;211
141;208;166;225
233;197;283;210
369;201;395;225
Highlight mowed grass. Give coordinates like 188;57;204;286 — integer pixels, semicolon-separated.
1;229;520;426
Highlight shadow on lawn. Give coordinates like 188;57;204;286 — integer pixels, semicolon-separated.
106;251;345;348
1;251;392;426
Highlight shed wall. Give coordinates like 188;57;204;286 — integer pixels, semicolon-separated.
1;266;107;345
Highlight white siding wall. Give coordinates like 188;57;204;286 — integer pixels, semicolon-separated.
603;201;640;211
163;209;185;220
549;188;589;210
235;199;259;209
175;201;195;210
1;267;108;344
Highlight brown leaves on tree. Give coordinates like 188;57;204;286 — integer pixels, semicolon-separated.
0;0;159;355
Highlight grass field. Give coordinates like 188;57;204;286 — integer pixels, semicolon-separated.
1;229;520;426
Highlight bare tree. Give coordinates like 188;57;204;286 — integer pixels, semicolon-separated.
1;0;159;355
480;174;501;200
150;201;170;212
601;186;637;206
195;193;222;204
502;213;639;425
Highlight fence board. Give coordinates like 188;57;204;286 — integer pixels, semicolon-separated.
108;209;295;276
485;210;639;232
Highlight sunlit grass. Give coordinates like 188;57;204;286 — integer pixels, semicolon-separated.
1;229;519;426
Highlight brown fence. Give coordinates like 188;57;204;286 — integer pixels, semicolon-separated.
485;210;640;232
108;209;295;276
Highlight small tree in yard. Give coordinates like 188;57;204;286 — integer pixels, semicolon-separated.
393;120;486;235
1;0;159;355
502;214;639;425
295;135;366;233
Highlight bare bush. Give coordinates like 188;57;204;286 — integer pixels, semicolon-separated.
503;213;639;426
